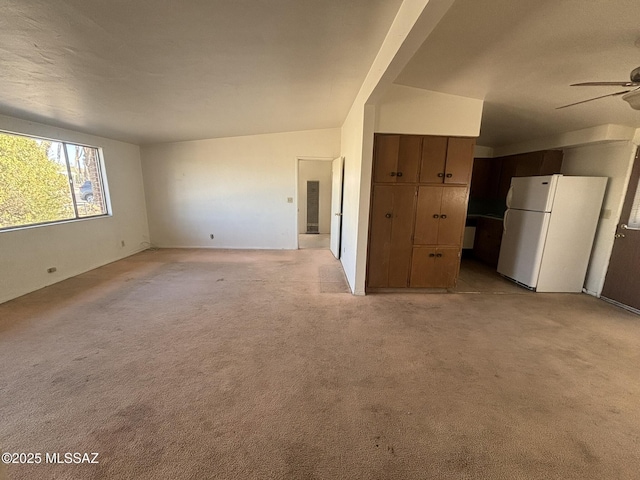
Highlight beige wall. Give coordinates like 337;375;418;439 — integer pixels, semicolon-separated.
141;128;340;249
298;160;333;234
561;141;637;296
375;84;483;137
0;114;150;304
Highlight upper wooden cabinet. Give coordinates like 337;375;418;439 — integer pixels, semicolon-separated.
420;137;476;185
373;134;421;184
471;150;563;201
496;150;563;200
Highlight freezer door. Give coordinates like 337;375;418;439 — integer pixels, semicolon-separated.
497;209;551;288
506;175;559;212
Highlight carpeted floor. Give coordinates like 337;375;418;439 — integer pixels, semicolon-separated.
1;249;639;479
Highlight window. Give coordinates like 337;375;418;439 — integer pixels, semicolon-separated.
0;131;108;230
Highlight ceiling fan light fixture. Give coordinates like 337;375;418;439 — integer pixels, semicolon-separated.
622;90;640;110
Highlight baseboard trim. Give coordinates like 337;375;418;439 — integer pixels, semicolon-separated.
600;296;640;316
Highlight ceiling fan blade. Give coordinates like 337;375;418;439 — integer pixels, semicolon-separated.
556;90;631;109
571;81;639;87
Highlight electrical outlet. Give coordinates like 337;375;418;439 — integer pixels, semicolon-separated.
210;234;215;239
47;267;57;273
287;197;293;203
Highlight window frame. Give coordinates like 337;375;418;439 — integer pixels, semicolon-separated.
0;129;111;233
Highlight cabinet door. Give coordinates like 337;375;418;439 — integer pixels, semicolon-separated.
373;135;400;183
438;187;467;245
367;186;416;287
396;135;422;183
410;246;437;287
433;247;460;288
444;137;475;184
419;136;448;183
409;246;460;288
540;150;563;175
414;186;467;246
473;217;504;267
497;156;517;200
414;186;443;245
373;135;421;183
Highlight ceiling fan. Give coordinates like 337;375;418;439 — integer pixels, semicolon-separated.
557;66;640;110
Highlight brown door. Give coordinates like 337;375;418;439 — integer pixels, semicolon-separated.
444;137;475;184
367;185;416;288
601;149;640;310
373;135;400;184
373;135;421;183
396;135;422;183
410;246;460;287
438;186;467;245
419;136;448;183
414;186;443;245
414;186;466;246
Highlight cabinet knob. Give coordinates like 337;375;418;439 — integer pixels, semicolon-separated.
390;172;396;177
396;171;403;177
446;173;453;178
440;214;447;219
437;173;445;178
432;214;439;219
436;253;443;257
385;213;392;218
429;253;436;257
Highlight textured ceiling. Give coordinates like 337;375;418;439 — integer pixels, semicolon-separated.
0;0;403;144
396;0;640;147
4;0;640;149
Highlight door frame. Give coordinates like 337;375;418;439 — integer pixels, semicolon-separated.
294;156;334;249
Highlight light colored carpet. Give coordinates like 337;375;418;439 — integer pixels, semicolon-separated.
298;234;330;250
1;249;639;479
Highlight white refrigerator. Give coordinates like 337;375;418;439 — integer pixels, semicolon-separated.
497;174;607;292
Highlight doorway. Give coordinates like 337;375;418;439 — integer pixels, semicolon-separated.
601;147;640;313
297;159;333;250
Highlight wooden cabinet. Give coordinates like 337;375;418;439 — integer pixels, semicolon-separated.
471;150;563;202
367;134;475;289
367;185;416;287
414;186;467;246
420;137;475;185
496;150;563;200
472;217;504;267
410;246;460;288
470;157;502;199
373;134;422;184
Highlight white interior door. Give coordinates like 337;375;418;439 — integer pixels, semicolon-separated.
330;156;344;259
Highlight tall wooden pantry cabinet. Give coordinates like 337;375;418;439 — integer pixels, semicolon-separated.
367;134;475;289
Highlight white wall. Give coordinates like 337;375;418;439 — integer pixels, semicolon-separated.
561;141;637;296
0;114;150;304
141;128;340;249
298;160;332;234
340;104;375;294
375;85;483;137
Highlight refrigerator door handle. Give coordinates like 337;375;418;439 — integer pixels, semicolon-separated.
506;185;514;209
